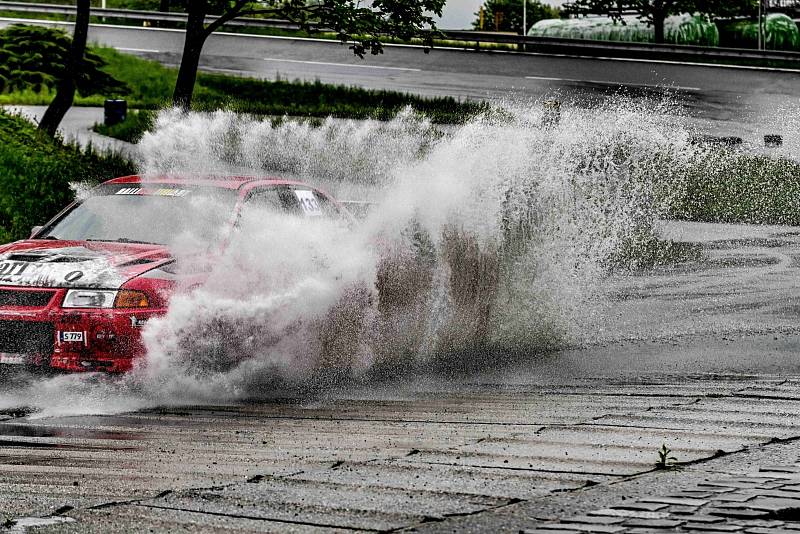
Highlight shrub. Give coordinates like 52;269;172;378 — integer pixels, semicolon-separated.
0;110;135;242
0;24;127;95
672;151;800;226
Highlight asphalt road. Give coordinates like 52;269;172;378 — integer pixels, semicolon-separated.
3;221;800;531
1;17;799;137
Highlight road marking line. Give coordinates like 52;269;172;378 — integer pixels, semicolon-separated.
525;75;701;91
263;57;421;72
117;47;160;53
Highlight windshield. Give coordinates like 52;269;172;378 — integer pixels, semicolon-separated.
39;184;239;245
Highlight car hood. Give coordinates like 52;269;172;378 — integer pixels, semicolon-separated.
0;240;173;288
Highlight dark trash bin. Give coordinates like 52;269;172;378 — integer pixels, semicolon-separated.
764;134;783;147
104;99;127;127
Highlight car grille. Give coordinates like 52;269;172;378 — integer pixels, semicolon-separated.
0;321;54;354
0;289;55;307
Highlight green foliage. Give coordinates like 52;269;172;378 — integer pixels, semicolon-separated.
94;109;154;143
567;0;692;21
564;1;756;41
0;24;127;96
703;0;758;19
529;14;719;45
566;0;754;20
91;47;175;105
3;47;484;124
0;110;135;242
720;13;800;51
193;74;487;122
170;0;445;59
609;233;702;271
472;0;559;33
671;151;800;226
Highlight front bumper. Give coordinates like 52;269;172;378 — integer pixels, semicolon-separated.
0;286;162;373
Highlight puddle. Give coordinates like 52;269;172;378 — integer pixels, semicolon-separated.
5;516;74;533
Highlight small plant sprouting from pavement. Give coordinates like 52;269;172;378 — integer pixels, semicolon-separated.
655;443;679;470
1;513;16;529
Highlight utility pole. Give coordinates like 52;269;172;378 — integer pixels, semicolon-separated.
523;0;527;36
758;0;763;50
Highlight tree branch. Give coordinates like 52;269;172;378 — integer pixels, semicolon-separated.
203;0;250;37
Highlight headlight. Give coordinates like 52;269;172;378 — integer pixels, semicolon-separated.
62;289;151;309
62;289;117;308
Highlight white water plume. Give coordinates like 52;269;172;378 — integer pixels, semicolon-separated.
0;97;705;415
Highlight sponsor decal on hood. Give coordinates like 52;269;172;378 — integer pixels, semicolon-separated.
0;247;125;288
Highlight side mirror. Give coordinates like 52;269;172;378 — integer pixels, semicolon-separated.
30;226;43;239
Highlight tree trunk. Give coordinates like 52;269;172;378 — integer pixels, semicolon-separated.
652;1;666;44
38;0;90;137
172;1;208;110
653;14;666;43
155;0;169;27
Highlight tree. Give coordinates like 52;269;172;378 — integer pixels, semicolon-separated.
566;1;756;44
169;0;445;109
0;25;126;95
38;0;91;137
473;0;559;34
0;24;127;138
567;1;688;43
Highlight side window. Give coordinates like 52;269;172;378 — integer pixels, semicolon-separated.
244;187;301;214
313;191;342;218
245;188;283;211
243;186;343;220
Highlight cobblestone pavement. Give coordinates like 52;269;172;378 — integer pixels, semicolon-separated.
1;372;800;532
526;463;800;533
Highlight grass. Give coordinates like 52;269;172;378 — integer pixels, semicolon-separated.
672;151;800;226
0;45;486;134
58;46;485;141
94;109;154;143
0;109;135;242
610;234;703;271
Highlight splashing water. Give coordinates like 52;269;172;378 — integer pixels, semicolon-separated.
0;98;707;416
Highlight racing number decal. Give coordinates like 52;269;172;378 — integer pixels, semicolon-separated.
0;261;28;277
294;190;323;217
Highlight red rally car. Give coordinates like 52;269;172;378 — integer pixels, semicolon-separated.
0;175;348;373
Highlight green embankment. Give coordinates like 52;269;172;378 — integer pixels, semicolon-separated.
0;46;486;143
673;152;800;226
0;110;135;242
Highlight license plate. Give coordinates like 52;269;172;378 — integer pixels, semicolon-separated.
0;353;28;365
60;331;84;343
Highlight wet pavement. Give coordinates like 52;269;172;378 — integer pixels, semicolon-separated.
3;220;800;532
1;106;137;157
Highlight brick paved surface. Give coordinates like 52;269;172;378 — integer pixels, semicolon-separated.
527;462;800;533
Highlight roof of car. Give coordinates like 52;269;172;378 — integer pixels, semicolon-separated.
103;175;312;190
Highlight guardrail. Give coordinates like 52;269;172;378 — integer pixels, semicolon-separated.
442;29;800;62
1;1;799;66
0;1;310;30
